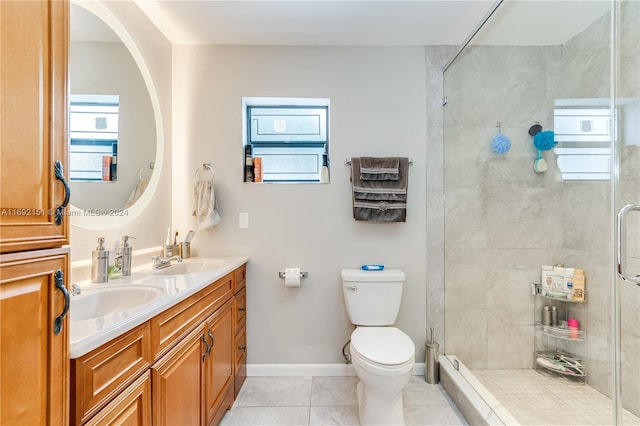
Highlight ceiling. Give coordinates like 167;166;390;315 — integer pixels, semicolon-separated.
133;0;496;46
73;1;612;47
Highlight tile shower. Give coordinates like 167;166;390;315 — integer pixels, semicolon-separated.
441;1;640;424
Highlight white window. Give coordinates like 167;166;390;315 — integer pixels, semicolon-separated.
69;94;119;181
243;97;329;183
554;101;615;181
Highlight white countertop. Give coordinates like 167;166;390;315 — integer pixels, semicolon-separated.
69;256;248;359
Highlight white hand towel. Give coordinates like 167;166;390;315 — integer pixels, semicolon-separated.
192;179;221;230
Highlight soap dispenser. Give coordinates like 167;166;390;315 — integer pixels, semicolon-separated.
91;238;109;283
121;235;134;276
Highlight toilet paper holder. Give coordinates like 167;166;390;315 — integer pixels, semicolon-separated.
278;270;308;279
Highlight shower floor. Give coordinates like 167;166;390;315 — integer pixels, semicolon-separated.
471;368;640;425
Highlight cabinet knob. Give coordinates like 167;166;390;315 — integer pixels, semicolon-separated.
238;307;246;312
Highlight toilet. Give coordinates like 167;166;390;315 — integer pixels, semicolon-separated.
341;268;415;426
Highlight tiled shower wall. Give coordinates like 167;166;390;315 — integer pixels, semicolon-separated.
442;1;639;415
443;42;566;371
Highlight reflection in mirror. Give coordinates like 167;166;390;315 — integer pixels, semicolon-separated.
69;94;120;182
70;4;156;210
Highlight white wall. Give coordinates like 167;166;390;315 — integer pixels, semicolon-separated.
172;45;428;364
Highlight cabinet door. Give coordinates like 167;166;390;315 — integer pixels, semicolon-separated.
0;248;70;425
0;0;70;253
204;301;234;426
151;326;205;426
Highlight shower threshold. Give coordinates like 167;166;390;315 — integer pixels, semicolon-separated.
440;354;640;426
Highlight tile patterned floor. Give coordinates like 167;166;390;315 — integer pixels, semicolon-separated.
472;369;640;425
220;376;468;425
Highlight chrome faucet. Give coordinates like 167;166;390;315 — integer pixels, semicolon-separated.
70;283;82;296
151;255;183;270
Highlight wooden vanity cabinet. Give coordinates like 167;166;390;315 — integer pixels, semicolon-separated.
0;248;70;426
1;0;71;423
0;0;70;254
232;264;247;397
71;265;246;425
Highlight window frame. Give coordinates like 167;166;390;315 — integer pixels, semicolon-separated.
242;97;330;183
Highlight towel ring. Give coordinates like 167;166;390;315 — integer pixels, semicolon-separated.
139;162;154;180
195;163;214;180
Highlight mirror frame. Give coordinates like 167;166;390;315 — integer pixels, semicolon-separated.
70;0;164;231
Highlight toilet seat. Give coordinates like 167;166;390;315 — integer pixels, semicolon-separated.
351;327;415;368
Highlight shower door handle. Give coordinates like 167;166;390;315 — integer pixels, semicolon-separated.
616;203;640;285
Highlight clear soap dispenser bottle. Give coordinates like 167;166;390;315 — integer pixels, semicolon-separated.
91;237;109;283
121;235;134;276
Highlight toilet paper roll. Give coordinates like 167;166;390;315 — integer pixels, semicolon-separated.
284;268;301;287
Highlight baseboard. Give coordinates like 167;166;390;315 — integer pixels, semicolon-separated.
247;362;426;377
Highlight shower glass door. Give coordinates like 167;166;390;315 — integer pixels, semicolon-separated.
615;0;640;423
442;0;639;424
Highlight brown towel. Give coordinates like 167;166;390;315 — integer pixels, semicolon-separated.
350;157;409;222
351;157;409;201
360;156;400;180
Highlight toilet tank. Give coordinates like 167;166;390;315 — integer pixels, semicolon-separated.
341;269;406;326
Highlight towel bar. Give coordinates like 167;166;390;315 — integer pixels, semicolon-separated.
345;158;413;166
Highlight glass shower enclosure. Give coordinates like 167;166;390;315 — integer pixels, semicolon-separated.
442;0;639;424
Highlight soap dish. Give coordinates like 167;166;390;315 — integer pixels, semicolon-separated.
361;264;385;271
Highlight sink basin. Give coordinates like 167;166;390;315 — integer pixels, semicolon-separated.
151;258;228;275
71;285;165;322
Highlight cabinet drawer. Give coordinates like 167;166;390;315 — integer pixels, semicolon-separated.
71;322;151;425
233;264;246;293
233;286;247;333
84;370;152;426
151;273;233;361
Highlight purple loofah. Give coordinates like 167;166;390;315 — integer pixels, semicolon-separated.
491;133;511;154
533;130;556;151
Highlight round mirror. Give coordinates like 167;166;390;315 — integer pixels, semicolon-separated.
69;1;163;230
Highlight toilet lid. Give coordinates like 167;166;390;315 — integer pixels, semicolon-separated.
351;327;415;366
